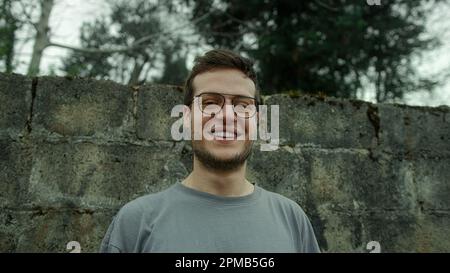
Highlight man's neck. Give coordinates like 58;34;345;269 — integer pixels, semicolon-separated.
181;159;254;197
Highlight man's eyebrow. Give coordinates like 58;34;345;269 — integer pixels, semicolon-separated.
197;91;255;98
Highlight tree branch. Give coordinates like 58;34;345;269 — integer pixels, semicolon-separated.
314;0;340;12
17;0;38;31
47;10;215;54
47;41;143;54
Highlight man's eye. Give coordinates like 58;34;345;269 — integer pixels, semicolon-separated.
236;102;249;106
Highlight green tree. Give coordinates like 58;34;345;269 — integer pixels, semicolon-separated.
190;0;446;103
0;0;19;73
62;18;115;80
62;0;192;85
153;38;190;86
0;0;57;76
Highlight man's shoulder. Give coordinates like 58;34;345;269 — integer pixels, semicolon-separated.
261;187;299;206
260;187;308;216
260;186;320;252
116;184;175;218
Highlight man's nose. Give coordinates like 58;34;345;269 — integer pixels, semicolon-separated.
214;100;235;123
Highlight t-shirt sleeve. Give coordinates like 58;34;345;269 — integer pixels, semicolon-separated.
300;212;321;253
99;216;122;253
98;199;147;253
292;202;321;253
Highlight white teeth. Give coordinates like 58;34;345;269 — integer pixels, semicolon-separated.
213;131;235;138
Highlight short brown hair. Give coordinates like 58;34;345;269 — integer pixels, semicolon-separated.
183;49;261;106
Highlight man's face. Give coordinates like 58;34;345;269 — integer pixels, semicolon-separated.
185;68;258;172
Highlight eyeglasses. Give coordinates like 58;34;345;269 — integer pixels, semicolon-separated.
188;92;258;119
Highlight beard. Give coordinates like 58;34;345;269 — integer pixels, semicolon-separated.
192;140;253;172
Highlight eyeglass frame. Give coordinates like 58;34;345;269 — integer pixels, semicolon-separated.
187;92;260;119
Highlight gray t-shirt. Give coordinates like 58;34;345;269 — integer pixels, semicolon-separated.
99;181;320;253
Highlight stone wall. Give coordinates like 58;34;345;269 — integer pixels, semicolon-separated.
1;72;449;252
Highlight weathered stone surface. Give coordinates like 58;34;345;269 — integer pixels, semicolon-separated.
359;211;450;253
31;76;135;139
136;84;184;140
1;74;449;252
414;158;450;211
303;149;416;211
1;208;117;253
309;204;447;253
24;140;187;209
0;73;32;140
0;140;33;207
263;94;376;149
408;213;450;252
247;144;310;206
378;104;450;158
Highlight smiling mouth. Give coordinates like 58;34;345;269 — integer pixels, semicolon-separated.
210;129;243;140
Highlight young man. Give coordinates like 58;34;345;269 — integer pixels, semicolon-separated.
100;49;320;253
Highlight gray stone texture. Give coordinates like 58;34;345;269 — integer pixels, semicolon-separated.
0;72;449;252
0;73;32;140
